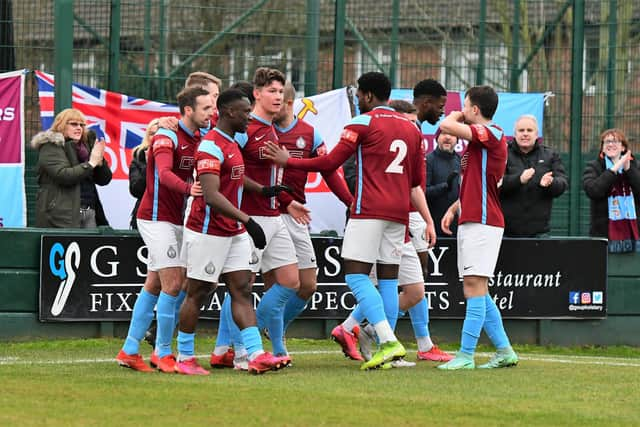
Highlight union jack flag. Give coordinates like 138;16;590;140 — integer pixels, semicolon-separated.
35;71;179;179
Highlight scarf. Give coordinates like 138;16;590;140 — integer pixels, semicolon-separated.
605;156;640;253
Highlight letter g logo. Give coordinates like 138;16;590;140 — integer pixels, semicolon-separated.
50;242;81;317
49;243;67;280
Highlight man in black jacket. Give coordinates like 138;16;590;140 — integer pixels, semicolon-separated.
500;114;568;237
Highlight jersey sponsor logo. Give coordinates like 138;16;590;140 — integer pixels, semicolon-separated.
296;137;306;149
341;129;358;143
197;158;220;174
289;150;304;159
231;165;245;180
179;156;195;170
258;144;274;159
153;138;173;150
472;124;489;142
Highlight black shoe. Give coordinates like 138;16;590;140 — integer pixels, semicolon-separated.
144;325;156;349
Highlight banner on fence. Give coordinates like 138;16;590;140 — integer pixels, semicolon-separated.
0;70;26;228
39;235;607;322
35;72;352;234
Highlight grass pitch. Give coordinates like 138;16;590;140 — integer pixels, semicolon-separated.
1;338;639;427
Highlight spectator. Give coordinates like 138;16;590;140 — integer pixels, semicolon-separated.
426;129;461;236
583;128;640;252
31;108;111;228
500;114;568;237
128;119;160;229
388;99;417;124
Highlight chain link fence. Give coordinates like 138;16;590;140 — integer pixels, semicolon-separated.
2;0;640;233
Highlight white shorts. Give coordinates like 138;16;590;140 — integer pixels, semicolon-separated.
137;219;184;271
457;222;504;278
409;211;429;253
181;228;251;282
249;216;298;273
341;218;405;265
282;214;317;270
370;241;423;286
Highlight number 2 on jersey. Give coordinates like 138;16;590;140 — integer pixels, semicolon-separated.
385;139;407;174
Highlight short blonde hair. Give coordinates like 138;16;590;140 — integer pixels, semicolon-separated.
50;108;87;142
50;108;86;133
185;71;221;90
133;118;160;155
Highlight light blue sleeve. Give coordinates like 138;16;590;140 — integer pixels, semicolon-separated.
234;132;249;148
311;128;324;153
155;128;178;148
198;140;224;163
349;114;372;127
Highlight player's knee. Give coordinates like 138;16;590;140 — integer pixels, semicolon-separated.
297;282;317;299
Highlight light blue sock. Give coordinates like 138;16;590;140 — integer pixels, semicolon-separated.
408;296;430;339
258;284;296;356
240;326;263;357
460;295;486;356
345;274;386;325
283;294;309;331
378;279;399;330
215;294;232;348
122;289;158;355
224;294;245;349
173;290;186;329
177;331;195;357
155;292;178;357
483;294;511;350
351;304;366;323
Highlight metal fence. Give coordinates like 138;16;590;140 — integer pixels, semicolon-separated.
2;0;640;234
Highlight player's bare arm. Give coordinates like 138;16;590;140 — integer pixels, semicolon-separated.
440;111;473;141
410;186;436;248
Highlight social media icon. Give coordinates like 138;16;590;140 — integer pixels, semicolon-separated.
592;291;603;304
569;292;580;305
581;292;591;304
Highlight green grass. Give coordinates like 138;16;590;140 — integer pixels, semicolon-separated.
1;338;639;427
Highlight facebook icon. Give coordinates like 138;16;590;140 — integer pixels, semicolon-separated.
569;292;581;304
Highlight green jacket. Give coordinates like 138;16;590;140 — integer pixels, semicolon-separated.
31;130;112;228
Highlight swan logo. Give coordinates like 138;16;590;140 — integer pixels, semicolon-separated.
49;242;81;316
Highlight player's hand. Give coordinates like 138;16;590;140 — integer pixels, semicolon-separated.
441;208;456;236
263;141;290;166
539;171;553;187
425;222;437;249
190;180;203;197
158;116;179;132
244;217;266;249
520;167;535;184
261;184;293;198
287;200;311;225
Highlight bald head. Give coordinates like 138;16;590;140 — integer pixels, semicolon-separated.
283;81;296;102
274;81;297;126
